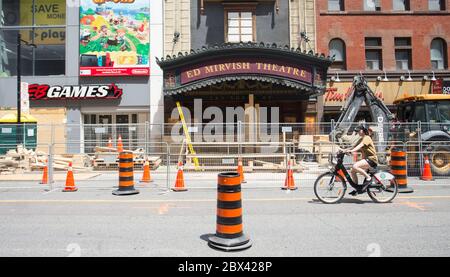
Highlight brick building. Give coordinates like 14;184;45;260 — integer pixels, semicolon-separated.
160;0;331;126
315;0;450;121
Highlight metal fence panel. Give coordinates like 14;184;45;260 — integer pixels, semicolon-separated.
1;122;450;185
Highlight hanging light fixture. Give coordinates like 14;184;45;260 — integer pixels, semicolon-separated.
431;71;437;81
331;72;340;82
406;70;413;81
383;70;389;81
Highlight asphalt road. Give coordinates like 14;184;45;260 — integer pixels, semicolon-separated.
0;176;449;257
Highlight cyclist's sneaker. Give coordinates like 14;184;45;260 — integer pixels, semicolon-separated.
349;179;372;196
360;178;373;192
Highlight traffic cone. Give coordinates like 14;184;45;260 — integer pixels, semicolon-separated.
282;159;297;190
172;161;187;192
390;149;413;193
140;158;153;183
113;151;139;195
117;135;123;152
237;157;246;183
62;162;78;192
107;137;113;148
40;159;48;184
208;172;252;251
420;155;434;181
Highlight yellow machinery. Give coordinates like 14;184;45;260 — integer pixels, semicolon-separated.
394;94;450;176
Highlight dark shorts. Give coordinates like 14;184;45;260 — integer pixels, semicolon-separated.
365;159;377;168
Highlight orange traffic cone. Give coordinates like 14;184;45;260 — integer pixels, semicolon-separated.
172;161;187;192
237;157;246;183
117;135;124;152
62;162;78;192
140;158;153;183
282;159;297;190
40;159;48;184
107;137;113;148
420;155;434;181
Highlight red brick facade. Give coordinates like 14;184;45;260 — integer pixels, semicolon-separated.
316;0;450;71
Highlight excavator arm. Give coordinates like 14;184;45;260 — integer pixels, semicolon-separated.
330;76;395;163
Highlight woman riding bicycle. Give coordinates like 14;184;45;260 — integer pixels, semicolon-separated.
344;124;378;195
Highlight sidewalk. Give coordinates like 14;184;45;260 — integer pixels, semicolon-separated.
0;171;447;189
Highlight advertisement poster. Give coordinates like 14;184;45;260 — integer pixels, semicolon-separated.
432;79;443;94
20;82;30;114
443;80;450;95
79;0;150;77
20;0;66;45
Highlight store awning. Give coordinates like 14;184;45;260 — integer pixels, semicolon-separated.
157;42;333;97
0;113;37;123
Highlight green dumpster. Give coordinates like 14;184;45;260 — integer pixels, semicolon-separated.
0;114;38;154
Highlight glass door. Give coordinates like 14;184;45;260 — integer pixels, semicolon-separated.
83;113;140;151
116;114;130;150
99;115;113;148
83;114;96;153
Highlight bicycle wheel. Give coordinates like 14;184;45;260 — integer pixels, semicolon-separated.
367;176;398;203
314;172;346;204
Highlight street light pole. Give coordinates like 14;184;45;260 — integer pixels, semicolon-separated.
16;33;36;145
17;33;21;124
16;33;22;145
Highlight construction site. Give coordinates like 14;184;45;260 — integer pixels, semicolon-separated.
1;77;449;190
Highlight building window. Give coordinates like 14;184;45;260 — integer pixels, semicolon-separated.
225;11;255;43
429;0;446;11
328;0;344;11
395;37;412;70
0;0;66;77
365;38;382;70
329;38;346;70
393;0;410;11
364;0;381;11
431;38;448;69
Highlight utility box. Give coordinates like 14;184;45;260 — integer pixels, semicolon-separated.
0;114;38;154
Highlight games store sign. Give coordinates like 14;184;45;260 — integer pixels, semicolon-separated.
28;84;123;100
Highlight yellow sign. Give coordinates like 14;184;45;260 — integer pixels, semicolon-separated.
323;81;430;106
20;0;66;45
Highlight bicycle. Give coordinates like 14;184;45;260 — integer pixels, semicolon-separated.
313;150;398;204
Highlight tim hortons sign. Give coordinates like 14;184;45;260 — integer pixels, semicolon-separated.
325;87;384;102
28;84;123;100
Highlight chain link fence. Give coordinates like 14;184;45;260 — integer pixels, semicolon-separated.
1;121;449;187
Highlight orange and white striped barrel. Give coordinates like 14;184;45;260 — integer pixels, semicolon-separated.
208;172;252;251
113;151;139;196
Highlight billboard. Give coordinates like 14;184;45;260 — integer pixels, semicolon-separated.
19;0;66;45
79;0;150;77
432;79;443;94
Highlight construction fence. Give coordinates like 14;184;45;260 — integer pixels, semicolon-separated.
0;121;449;187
